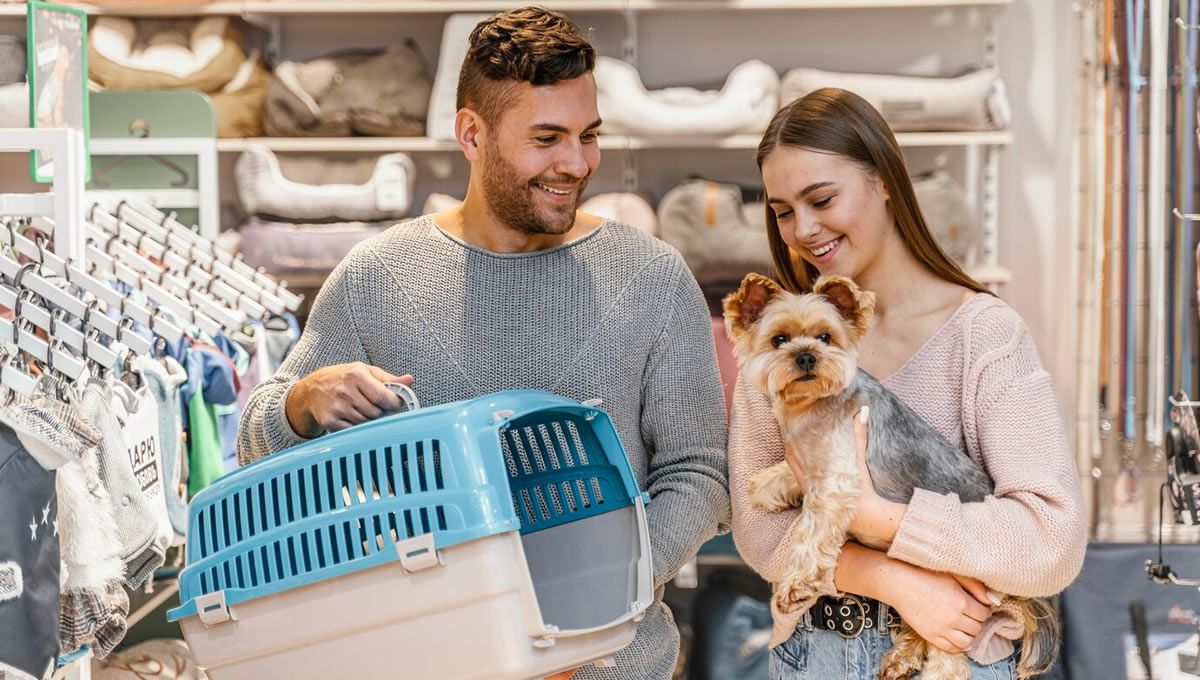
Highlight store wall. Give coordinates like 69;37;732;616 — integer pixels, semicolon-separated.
996;1;1079;436
0;3;1082;435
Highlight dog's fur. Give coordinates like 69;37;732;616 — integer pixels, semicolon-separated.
723;273;1058;680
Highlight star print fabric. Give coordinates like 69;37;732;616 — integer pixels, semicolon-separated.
0;422;60;680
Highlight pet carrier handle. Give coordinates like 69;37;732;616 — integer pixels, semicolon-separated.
385;382;421;413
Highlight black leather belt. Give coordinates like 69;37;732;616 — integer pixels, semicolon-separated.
808;594;902;638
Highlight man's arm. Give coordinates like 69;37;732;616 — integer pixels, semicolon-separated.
238;256;379;464
638;261;731;588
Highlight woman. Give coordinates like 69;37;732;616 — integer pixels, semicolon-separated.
729;88;1086;679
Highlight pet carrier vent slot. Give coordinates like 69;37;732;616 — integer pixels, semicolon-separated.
538;424;562;470
547;483;564;516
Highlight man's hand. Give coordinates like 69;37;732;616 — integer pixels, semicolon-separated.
285;362;414;437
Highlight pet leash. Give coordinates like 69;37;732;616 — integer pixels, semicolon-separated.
1114;0;1146;505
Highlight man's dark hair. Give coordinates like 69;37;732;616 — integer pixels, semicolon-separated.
456;6;596;126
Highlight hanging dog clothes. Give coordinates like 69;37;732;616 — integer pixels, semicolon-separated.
111;376;172;572
55;448;129;659
0;423;60;680
134;355;190;543
81;378;164;589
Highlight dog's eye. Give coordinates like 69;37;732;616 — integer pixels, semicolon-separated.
771;335;788;348
817;333;832;344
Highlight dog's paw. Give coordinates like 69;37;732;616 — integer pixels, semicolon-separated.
772;579;820;615
748;464;804;512
920;647;971;680
878;651;923;680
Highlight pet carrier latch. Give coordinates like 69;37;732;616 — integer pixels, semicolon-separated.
396;534;440;574
195;591;236;627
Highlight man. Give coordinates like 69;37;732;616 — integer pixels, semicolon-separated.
237;7;729;679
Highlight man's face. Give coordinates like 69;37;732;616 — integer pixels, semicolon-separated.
479;74;602;235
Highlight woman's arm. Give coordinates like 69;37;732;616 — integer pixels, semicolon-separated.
875;310;1086;596
728;375;801;583
837;542;994;654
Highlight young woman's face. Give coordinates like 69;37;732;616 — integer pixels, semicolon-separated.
761;146;892;281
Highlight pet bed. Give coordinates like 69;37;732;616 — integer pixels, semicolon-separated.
211;52;269;138
0;36;24;87
263;43;432;138
0;82;26;128
236;144;416;222
88;17;245;92
427;13;492;141
580;192;659;236
657;178;772;287
595;57;780;136
780;67;1011;132
229;217;393;276
911;168;980;267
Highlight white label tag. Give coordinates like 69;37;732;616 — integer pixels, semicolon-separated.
0;562;23;603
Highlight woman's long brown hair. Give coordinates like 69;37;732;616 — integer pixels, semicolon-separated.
757;87;991;296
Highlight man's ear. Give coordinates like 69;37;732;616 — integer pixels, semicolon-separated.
723;273;782;341
456;108;485;162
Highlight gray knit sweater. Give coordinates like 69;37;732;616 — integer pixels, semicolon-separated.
238;215;731;679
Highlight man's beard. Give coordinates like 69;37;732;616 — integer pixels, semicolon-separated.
481;145;589;235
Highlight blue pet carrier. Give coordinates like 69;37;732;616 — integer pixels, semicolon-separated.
168;389;653;680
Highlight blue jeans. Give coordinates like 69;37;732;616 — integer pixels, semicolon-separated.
769;623;1017;680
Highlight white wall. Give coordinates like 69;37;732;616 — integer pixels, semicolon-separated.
996;0;1079;432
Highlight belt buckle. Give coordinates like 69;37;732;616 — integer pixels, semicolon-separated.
824;594;869;639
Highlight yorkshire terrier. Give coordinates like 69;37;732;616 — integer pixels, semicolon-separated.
723;273;1057;680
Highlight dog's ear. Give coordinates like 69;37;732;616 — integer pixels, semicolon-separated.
813;275;875;339
724;273;782;340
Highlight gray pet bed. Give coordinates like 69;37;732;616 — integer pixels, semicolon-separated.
263;42;432;137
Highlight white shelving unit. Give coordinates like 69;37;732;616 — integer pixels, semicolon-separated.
215;130;1013;153
0;0;1011;17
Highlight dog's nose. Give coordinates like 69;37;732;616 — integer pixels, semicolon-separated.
795;353;816;371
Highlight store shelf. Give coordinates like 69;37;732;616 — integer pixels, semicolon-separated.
0;0;1011;17
216;130;1012;154
216;137;459;153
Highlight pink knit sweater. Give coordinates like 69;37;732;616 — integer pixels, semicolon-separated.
728;293;1087;648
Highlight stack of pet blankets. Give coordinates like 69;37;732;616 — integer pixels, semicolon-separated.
0;35;26;128
222;144;415;280
87;17;269;138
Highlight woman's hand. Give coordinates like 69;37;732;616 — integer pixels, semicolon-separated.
885;562;995;654
847;405;907;547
